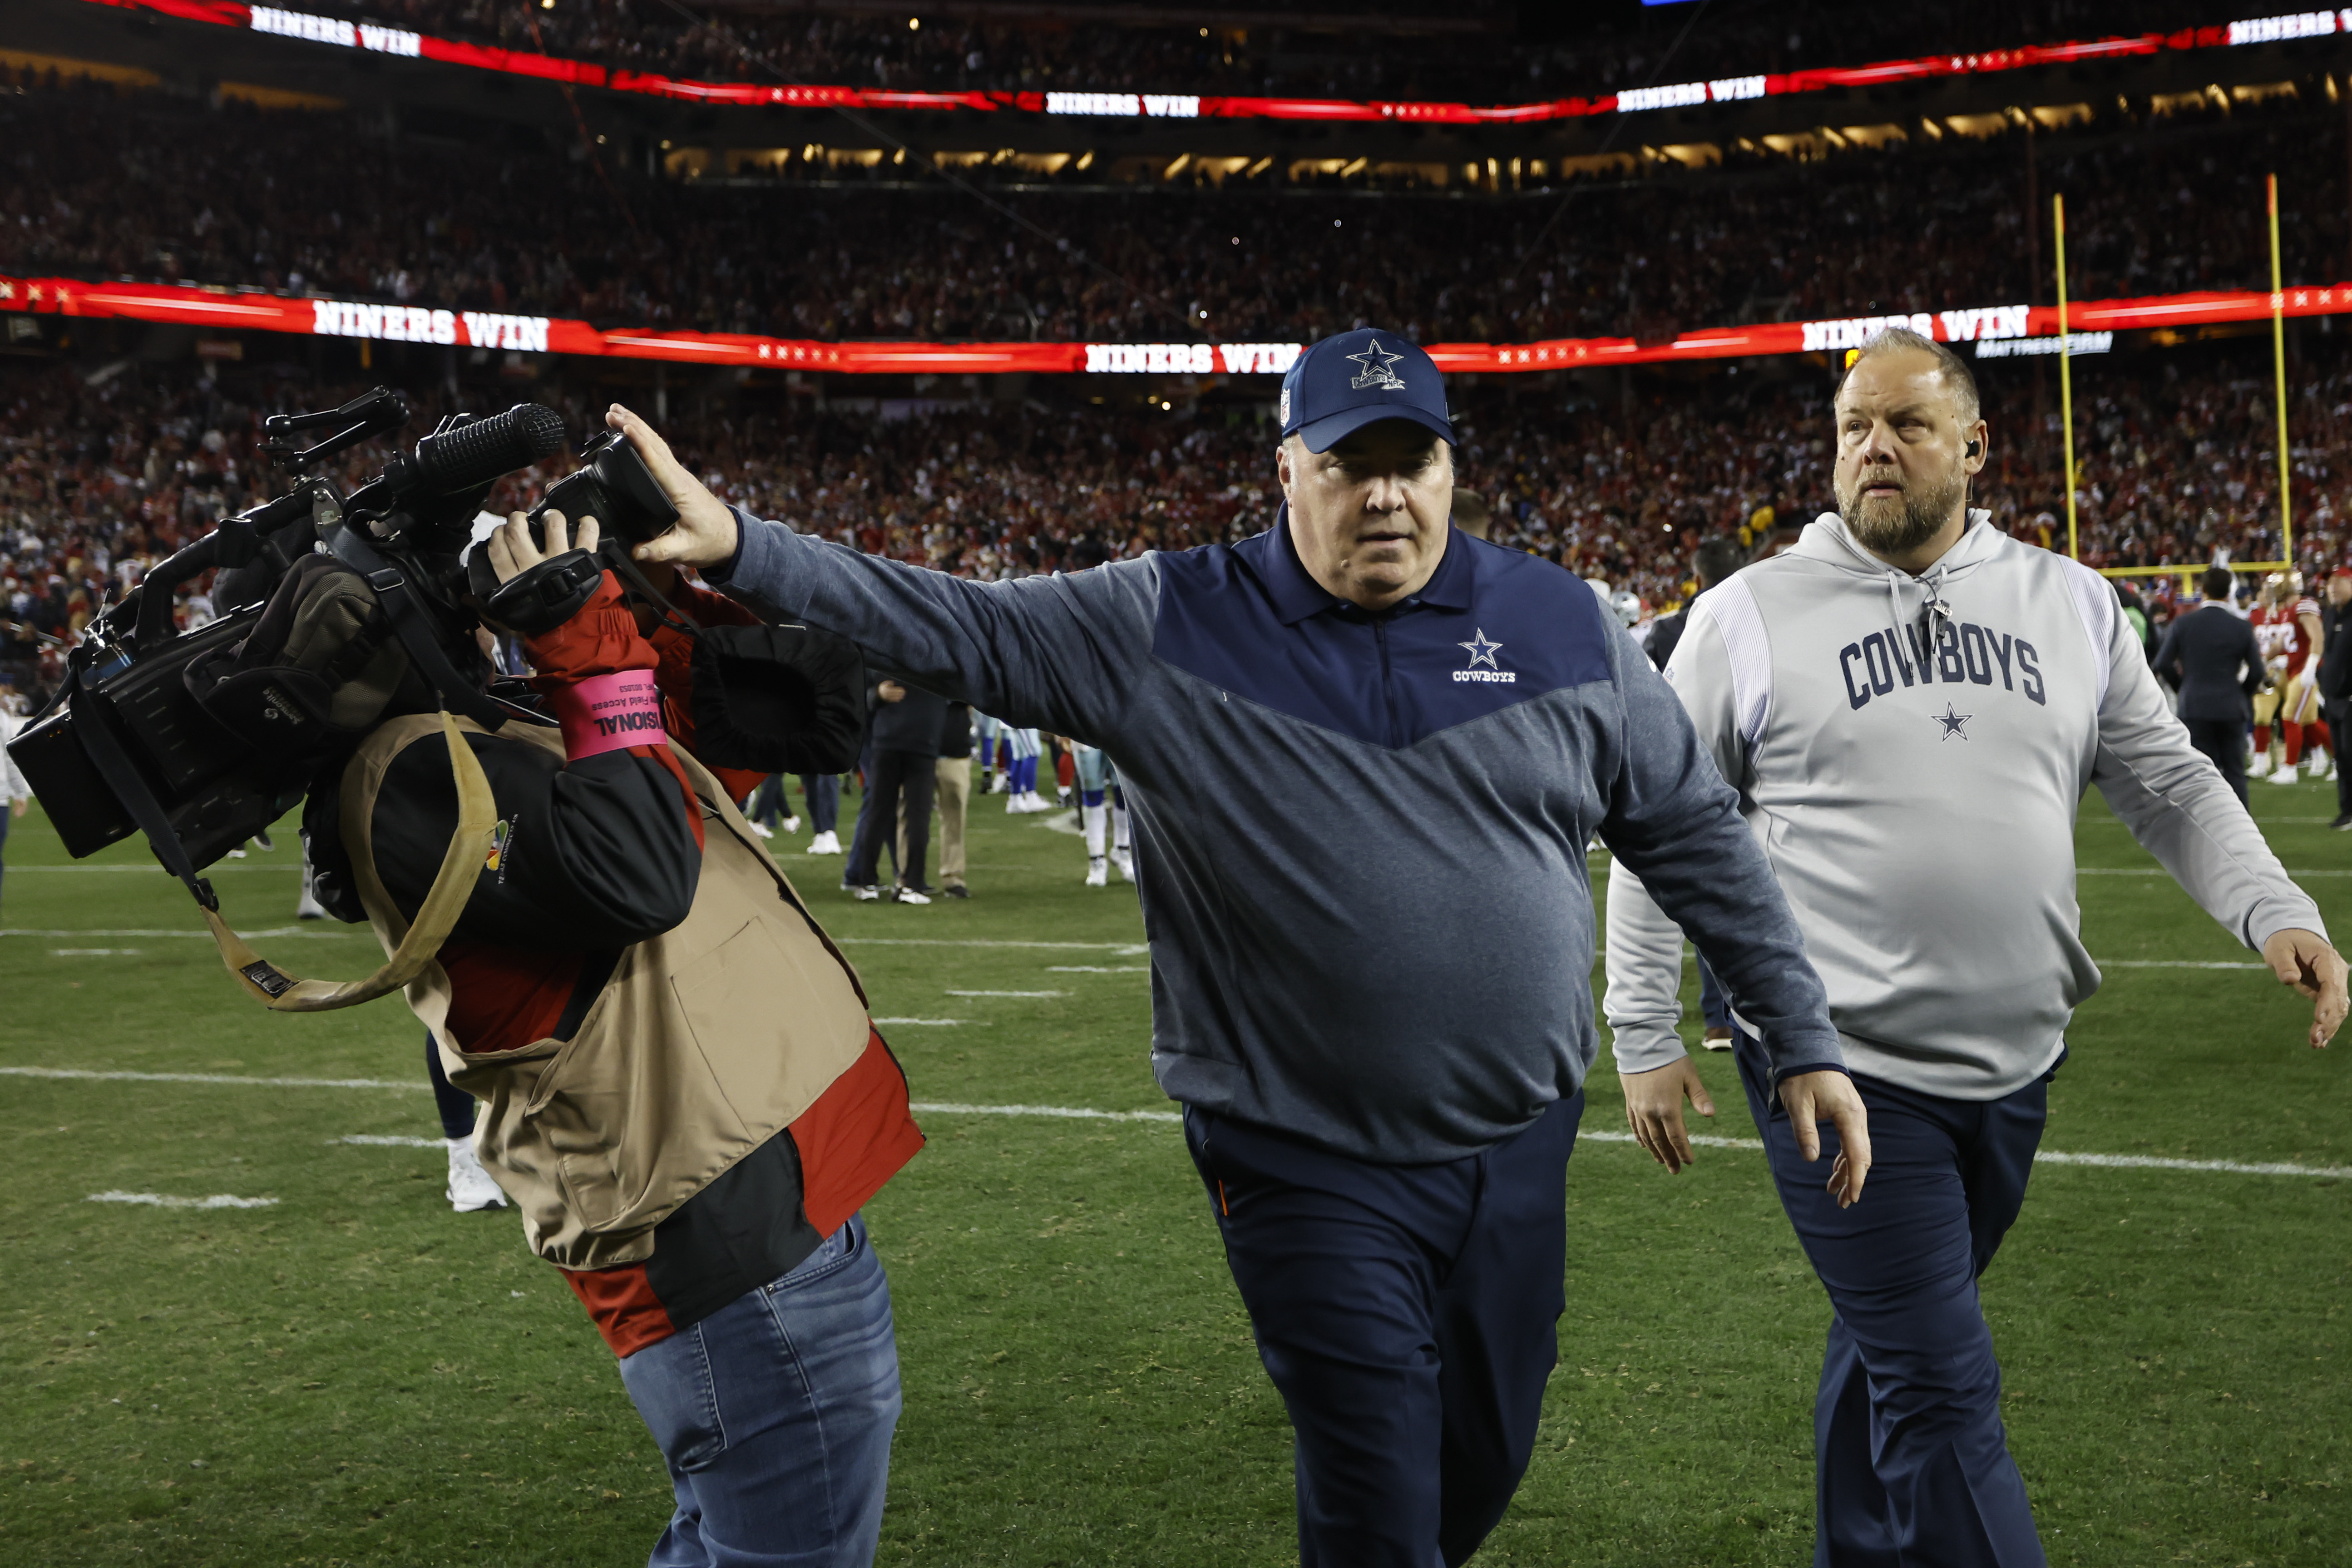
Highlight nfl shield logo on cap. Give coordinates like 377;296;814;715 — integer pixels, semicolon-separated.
1280;327;1456;453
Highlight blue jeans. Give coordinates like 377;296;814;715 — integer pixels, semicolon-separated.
1186;1094;1582;1568
800;774;839;836
1734;1038;2050;1568
616;1216;900;1568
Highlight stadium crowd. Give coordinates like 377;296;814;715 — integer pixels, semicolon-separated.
361;0;2214;105
2;71;2342;349
8;340;2351;704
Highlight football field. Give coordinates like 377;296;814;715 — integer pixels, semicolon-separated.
1;777;2346;1566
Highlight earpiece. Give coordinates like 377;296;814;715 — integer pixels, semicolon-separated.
1965;438;1982;459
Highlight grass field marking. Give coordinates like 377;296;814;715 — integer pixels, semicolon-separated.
911;1099;1181;1123
331;1134;445;1147
19;1068;2349;1178
49;947;143;956
1045;965;1149;973
1;864;301;873
2078;866;2352;877
874;1017;987;1026
86;1190;280;1209
2097;959;2270;969
833;938;1146;951
0;1066;423;1091
2032;1150;2352;1178
3;926;372;940
944;989;1067;997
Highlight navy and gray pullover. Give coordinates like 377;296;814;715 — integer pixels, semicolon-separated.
716;505;1842;1163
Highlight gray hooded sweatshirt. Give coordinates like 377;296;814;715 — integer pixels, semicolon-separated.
1606;510;2324;1100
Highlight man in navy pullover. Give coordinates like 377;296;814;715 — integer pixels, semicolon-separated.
614;330;1869;1566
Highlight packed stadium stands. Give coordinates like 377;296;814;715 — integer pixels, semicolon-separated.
2;66;2342;348
359;0;2222;104
10;327;2350;702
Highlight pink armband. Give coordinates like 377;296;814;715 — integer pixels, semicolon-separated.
549;670;668;759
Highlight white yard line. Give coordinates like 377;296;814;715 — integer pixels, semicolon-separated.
14;1069;2346;1179
87;1191;279;1209
1047;965;1149;973
945;989;1066;998
2;1066;421;1091
911;1099;1180;1124
874;1018;987;1027
834;938;1147;952
2098;959;2269;970
3;927;370;939
331;1134;444;1148
50;948;143;956
5;864;299;873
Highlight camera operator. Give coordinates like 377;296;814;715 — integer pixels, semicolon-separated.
322;507;924;1567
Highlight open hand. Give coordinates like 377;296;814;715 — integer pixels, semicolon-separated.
1622;1055;1715;1175
2260;927;2348;1049
1778;1069;1870;1208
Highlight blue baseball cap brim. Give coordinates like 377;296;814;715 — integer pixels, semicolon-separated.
1293;402;1457;454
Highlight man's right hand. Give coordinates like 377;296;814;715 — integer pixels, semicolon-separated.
1622;1054;1715;1174
605;405;741;572
1779;1069;1871;1207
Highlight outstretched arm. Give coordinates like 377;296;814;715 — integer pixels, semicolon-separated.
612;405;1146;741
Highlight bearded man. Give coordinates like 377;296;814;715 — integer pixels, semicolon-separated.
1602;328;2345;1567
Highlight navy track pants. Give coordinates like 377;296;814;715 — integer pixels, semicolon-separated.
1734;1038;2052;1568
1184;1092;1581;1568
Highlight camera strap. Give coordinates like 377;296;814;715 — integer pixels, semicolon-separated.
68;664;495;1009
205;709;499;1012
321;517;513;733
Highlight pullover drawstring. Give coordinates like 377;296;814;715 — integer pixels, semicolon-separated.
1885;565;1956;663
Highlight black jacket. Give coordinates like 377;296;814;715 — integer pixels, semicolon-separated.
2151;604;2264;722
938;700;972;758
2320;599;2352;702
868;681;950;754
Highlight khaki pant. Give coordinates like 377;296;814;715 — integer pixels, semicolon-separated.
898;756;968;889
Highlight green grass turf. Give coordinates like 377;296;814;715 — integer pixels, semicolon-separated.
0;773;2346;1565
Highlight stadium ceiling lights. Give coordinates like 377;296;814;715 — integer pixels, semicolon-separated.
0;273;2321;375
71;1;2352;126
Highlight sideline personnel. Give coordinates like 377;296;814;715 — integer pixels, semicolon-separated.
616;328;1868;1566
1607;328;2344;1568
320;510;923;1567
2152;567;2266;805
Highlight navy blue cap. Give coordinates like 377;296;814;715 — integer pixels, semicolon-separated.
1279;328;1455;453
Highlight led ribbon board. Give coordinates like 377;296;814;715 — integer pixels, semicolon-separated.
67;2;2352;126
5;276;2347;373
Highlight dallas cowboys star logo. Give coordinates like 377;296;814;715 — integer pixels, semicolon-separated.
1934;703;1972;740
1458;628;1504;670
1346;338;1408;391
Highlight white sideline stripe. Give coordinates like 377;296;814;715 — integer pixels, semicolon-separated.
2079;866;2352;877
331;1134;444;1148
945;989;1066;997
1047;965;1148;973
3;927;366;939
2100;959;2269;970
87;1190;279;1210
1;1066;422;1090
874;1017;985;1026
16;1072;2345;1178
2031;1150;2352;1177
913;1100;1181;1123
6;864;298;873
51;948;142;956
835;938;1147;952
